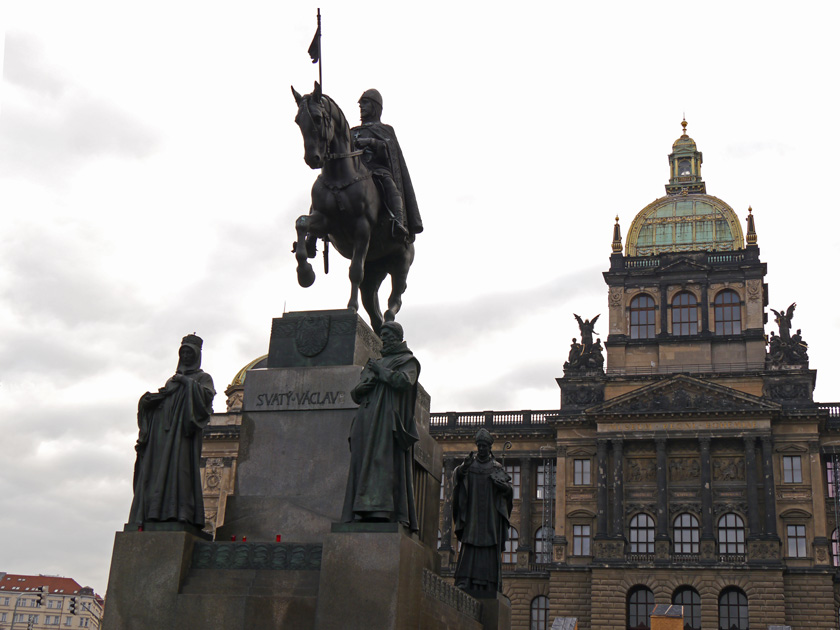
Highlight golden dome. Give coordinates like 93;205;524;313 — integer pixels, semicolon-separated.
625;194;744;257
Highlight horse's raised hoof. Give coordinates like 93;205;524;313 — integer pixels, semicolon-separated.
297;263;316;288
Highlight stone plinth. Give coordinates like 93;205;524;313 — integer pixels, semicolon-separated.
102;531;196;630
314;524;434;630
471;591;511;630
217;311;441;548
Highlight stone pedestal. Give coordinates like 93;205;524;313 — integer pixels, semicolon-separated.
471;592;511;630
102;531;197;630
314;524;434;630
216;310;441;547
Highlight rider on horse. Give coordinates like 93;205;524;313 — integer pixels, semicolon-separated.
352;89;423;243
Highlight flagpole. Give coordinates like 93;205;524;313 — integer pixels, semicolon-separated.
316;8;322;88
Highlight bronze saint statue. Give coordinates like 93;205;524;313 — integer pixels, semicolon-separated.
341;321;420;529
453;429;513;594
292;83;419;334
128;334;216;528
351;89;423;243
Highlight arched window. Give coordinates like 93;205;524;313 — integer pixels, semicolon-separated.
672;292;698;336
831;529;839;566
673;513;700;555
714;290;742;335
630;295;656;339
629;514;655;554
437;529;442;550
718;587;748;630
530;595;550;630
718;513;746;555
627;586;655;630
534;527;550;563
503;527;519;564
673;586;701;630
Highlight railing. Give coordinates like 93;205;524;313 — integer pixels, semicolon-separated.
718;553;747;564
429;410;557;429
626;553;655;563
671;553;700;563
708;253;745;264
624;258;660;269
607;362;765;376
818;403;840;419
620;251;748;270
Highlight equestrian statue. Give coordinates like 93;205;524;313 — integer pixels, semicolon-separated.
291;82;422;334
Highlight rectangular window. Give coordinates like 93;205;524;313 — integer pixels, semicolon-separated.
440;466;445;500
0;597;8;605
0;613;7;622
572;524;591;556
828;459;838;498
573;459;591;485
787;524;807;557
783;456;803;483
66;617;73;626
505;463;521;500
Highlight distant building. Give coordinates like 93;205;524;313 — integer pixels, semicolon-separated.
200;122;840;630
0;573;102;629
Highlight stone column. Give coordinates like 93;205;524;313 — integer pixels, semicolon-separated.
659;283;669;336
809;441;829;564
516;458;533;568
654;437;670;561
699;437;715;561
700;283;710;333
596;440;609;538
439;456;456;559
743;437;760;537
761;436;778;537
611;439;625;538
553;445;568;564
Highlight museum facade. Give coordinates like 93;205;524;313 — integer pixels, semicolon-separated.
431;123;840;630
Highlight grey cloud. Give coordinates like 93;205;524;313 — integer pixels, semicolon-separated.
440;359;561;410
3;31;67;98
0;32;159;181
399;265;603;351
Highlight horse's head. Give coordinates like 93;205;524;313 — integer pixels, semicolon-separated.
292;82;349;169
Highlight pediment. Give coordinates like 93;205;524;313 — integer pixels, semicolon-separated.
660;257;710;272
776;443;808;453
587;375;780;417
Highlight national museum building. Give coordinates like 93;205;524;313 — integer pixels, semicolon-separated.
200;124;840;629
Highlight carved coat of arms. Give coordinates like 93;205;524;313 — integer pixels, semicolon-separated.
295;315;330;357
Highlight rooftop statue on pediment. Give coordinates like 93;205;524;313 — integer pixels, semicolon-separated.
767;303;809;367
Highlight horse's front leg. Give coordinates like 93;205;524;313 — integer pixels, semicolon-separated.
347;218;371;313
294;215;316;287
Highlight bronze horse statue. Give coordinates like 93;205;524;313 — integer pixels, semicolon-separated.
292;82;414;334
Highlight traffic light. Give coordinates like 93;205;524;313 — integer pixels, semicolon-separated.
36;586;44;606
69;596;77;614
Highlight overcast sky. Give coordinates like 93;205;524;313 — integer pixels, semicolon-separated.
1;1;839;596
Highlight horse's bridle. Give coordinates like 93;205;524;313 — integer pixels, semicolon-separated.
303;96;364;162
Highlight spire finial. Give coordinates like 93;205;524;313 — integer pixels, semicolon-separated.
681;115;688;136
746;205;757;246
612;216;623;253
